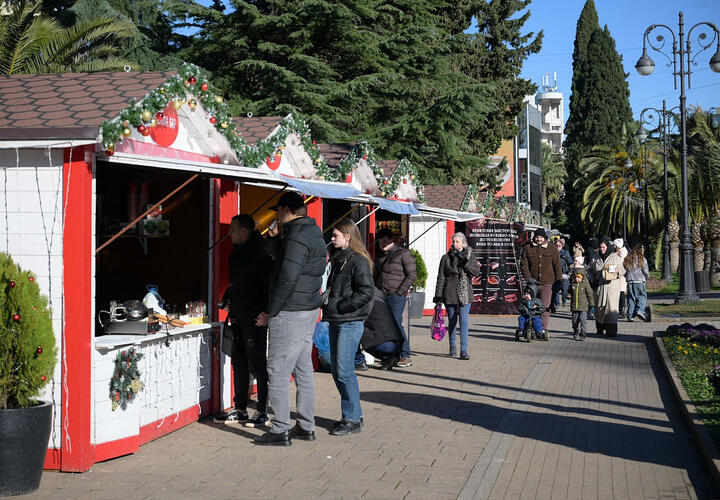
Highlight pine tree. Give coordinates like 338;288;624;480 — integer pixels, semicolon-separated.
0;253;57;409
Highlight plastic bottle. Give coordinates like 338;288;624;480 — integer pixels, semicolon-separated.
142;284;166;316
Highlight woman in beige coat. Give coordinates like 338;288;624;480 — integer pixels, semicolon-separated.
592;239;626;337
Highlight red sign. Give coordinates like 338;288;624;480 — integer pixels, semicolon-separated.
150;105;179;147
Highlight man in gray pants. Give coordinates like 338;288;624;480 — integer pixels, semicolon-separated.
254;192;326;446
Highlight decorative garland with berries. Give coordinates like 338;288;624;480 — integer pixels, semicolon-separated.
99;63;426;202
109;348;144;411
461;185;485;212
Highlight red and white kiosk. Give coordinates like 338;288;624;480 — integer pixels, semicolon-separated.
0;65;432;472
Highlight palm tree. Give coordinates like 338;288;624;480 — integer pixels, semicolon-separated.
574;123;676;241
0;0;136;75
541;143;566;211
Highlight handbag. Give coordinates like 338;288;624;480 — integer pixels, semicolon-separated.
430;304;447;341
221;316;233;357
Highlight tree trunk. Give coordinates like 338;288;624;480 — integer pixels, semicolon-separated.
712;243;720;288
694;246;705;271
671;241;680;273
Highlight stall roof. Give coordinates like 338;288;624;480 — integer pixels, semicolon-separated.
423;185;471;211
231;116;283;145
318;143;355;166
0;71;174;142
379;160;400;178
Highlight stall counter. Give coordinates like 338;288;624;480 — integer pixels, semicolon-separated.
92;323;217;461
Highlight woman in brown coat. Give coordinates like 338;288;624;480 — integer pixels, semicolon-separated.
434;233;480;359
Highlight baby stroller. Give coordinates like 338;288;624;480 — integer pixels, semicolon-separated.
515;283;549;342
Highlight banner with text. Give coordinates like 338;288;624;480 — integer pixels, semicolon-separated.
466;219;522;314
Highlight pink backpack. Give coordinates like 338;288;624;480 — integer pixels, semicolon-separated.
431;304;447;341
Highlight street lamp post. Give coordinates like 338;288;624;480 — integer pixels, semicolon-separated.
635;11;720;303
637;101;679;281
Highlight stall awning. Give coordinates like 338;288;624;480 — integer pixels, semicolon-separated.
371;197;419;215
281;176;362;200
414;205;484;222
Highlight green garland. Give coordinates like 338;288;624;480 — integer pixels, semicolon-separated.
99;63;426;201
109;348;144;411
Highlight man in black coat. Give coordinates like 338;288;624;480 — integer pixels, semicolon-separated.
254;192;327;446
214;214;273;427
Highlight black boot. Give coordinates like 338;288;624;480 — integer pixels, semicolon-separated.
606;323;618;337
595;321;604;336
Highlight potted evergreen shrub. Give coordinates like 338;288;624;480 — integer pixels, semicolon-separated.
1;252;57;496
408;249;428;318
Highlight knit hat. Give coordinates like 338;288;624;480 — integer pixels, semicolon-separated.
612;238;624;249
533;228;548;240
524;283;537;298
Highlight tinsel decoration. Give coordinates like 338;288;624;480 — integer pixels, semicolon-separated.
109;348;144;411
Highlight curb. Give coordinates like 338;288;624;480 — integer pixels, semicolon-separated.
653;333;720;492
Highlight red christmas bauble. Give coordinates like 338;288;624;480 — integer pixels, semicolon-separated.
9;281;15;288
36;347;43;355
13;314;20;322
137;124;146;134
383;180;388;185
115;392;120;401
29;276;34;282
209;116;217;124
188;76;197;85
156;112;164;120
200;83;209;91
403;179;407;184
41;375;46;382
363;155;367;160
105;149;114;157
312;140;317;146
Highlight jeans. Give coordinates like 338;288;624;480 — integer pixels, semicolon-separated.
518;315;543;333
446;303;471;352
626;282;647;319
267;309;319;433
571;311;587;333
553;279;569;306
230;317;268;413
385;293;410;358
537;284;553;330
329;321;364;422
366;341;401;362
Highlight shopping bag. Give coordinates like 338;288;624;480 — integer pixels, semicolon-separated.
430;304;446;341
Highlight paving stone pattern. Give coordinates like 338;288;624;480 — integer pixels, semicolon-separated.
29;310;715;499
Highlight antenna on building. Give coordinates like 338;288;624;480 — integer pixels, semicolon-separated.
541;72;558;92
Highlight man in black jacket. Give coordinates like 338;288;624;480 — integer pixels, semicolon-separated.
254;192;327;446
214;214;272;427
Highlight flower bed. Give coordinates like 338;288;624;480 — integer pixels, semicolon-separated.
663;323;720;447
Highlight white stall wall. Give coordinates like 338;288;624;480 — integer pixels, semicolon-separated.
409;216;448;312
0;147;65;449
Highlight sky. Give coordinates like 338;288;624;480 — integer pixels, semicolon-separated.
517;0;720;127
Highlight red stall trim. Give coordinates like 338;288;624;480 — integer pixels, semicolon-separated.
61;145;94;472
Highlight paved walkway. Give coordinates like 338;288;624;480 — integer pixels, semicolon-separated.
29;311;717;499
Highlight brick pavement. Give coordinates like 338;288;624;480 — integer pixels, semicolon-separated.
28;310;716;499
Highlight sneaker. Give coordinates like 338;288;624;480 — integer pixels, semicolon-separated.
636;312;646;322
253;430;291;446
290;424;315;441
213;409;248;423
333;417;363;429
355;360;368;372
579;332;586;341
244;411;269;428
395;357;413;368
572;332;578;340
449;346;458;357
330;419;362;436
460;351;470;360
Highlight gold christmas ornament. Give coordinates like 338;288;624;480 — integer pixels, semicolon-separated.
221;122;229;128
141;110;153;122
158;87;166;94
150;118;158;127
122;128;132;138
173;100;183;110
188;99;197;109
214;96;223;104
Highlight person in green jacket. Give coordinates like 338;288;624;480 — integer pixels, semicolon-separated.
569;268;595;341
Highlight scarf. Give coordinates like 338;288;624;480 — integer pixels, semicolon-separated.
451;248;470;306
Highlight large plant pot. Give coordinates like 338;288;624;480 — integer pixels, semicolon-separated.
0;401;52;496
408;291;426;318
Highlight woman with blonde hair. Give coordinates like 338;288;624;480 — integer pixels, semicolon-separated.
624;243;649;321
322;218;374;436
433;232;480;359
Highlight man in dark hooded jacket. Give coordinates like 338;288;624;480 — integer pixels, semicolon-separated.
214;214;273;427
